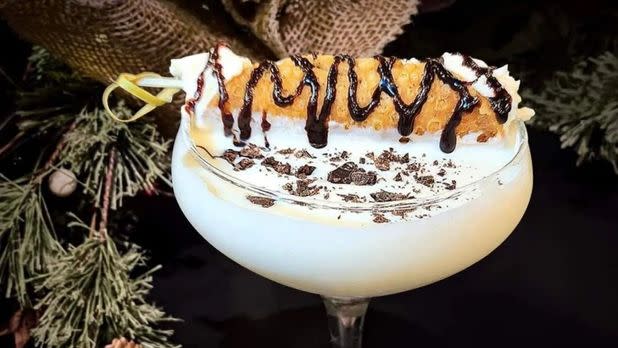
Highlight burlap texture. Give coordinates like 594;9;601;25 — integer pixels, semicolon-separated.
0;0;263;84
0;0;418;133
222;0;419;57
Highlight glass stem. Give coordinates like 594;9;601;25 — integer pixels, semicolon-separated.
322;296;370;348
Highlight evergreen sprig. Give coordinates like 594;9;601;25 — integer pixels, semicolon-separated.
33;218;178;348
525;51;618;173
61;105;172;209
1;46;178;347
0;174;62;306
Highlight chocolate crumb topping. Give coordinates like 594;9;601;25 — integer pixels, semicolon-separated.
350;171;377;185
277;148;295;155
262;156;292;175
414;174;435;187
327;162;377;186
407;162;421;172
235;158;255;171
247;195;275;208
393;208;417;218
338;193;366;203
296;164;316;178
240;144;264;159
444;180;457;190
437;168;446;177
394;172;403;182
294;149;316;159
372;213;390;223
284;179;320;197
221;149;239;164
374;159;390;171
370;190;410;202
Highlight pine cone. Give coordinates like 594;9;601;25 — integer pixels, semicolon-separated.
105;337;141;348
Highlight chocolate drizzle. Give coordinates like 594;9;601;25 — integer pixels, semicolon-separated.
184;72;205;114
460;55;512;123
197;46;514;153
210;45;235;138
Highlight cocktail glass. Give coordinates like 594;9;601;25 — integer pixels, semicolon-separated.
171;118;533;348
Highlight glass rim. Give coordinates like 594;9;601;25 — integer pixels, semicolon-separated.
181;120;529;212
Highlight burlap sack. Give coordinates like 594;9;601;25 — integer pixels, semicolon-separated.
0;0;267;84
0;0;418;133
222;0;419;57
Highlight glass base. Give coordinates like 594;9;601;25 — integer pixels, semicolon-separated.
322;296;370;348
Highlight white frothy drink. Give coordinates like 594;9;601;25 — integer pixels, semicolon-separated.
170;49;533;297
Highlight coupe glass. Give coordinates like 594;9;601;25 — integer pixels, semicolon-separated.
171;118;533;348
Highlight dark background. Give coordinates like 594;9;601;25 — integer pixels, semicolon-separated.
2;0;618;347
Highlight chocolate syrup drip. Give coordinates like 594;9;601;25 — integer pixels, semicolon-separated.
290;55;324;147
211;45;237;140
261;111;271;149
185;72;205;114
343;55;383;122
460;54;511;123
429;59;480;153
192;48;513;153
376;56;434;137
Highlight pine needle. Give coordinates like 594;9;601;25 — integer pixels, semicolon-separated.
525;51;618;173
33;217;179;348
61;105;172;209
0;175;63;306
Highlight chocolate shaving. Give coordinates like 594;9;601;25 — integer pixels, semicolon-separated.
374;159;390;171
284;179;320;197
338;193;366;203
359;157;366;164
444;180;457;190
370;190;410;202
295;179;320;197
372;213;390;223
294;149;316;159
296;164;316;178
407;162;421;172
327;162;377;186
349;171;378;185
414;174;435;187
277;148;295;155
392;208;417;218
234;158;255;171
246;195;275;208
394;172;403;182
239;144;264;159
262;156;292;175
221;149;239;164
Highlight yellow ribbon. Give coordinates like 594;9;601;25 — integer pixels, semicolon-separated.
103;72;180;122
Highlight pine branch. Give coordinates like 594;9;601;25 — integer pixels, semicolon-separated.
33;217;179;348
524;51;618;173
1;46;178;347
0;175;62;306
61;105;172;209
